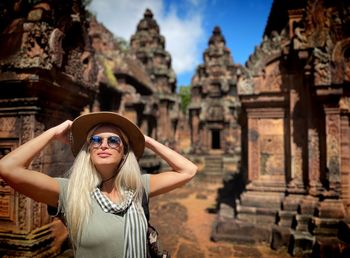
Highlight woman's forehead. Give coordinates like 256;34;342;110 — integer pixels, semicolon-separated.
93;125;121;135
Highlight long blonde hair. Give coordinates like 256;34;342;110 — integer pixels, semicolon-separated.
65;124;144;243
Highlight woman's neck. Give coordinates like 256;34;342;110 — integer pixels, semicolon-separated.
101;179;115;192
100;180;122;203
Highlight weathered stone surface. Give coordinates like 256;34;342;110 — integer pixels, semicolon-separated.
214;1;350;257
0;1;96;257
130;9;179;146
189;27;241;158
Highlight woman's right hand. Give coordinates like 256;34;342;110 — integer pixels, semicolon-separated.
52;120;72;144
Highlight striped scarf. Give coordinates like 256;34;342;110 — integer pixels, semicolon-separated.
92;188;147;258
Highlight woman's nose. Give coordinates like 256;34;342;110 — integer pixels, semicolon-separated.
100;138;109;148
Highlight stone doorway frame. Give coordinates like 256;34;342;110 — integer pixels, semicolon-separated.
211;128;221;149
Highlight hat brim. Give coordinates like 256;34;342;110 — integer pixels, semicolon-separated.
71;112;145;159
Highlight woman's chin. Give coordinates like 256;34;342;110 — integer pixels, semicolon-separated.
94;161;119;171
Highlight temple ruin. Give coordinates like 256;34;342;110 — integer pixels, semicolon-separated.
0;0;97;256
130;9;179;148
212;0;350;256
189;26;241;181
1;0;350;257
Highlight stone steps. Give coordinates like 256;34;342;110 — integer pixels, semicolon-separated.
204;156;223;182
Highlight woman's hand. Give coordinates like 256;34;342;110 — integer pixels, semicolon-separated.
52;120;72;144
144;135;153;149
143;134;198;197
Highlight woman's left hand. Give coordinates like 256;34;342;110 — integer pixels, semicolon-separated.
143;134;198;197
52;120;73;144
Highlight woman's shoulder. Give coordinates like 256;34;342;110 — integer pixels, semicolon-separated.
54;177;69;186
54;177;69;195
141;173;150;195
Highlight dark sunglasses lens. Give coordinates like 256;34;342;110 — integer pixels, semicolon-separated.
108;136;121;148
90;135;102;147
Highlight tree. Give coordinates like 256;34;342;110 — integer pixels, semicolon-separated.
178;86;191;114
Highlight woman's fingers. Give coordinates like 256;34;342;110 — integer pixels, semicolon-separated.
54;120;73;144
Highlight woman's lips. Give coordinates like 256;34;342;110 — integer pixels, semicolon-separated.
97;152;111;158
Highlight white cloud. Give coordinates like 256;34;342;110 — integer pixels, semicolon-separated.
88;0;205;77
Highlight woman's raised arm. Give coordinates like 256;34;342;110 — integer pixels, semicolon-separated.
145;135;198;197
0;120;72;207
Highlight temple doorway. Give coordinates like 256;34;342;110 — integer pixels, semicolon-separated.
211;129;221;149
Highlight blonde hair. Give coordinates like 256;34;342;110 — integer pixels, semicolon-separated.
65;124;144;244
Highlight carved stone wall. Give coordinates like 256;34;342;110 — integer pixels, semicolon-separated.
213;0;350;256
0;0;97;256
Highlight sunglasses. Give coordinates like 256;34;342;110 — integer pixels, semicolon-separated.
89;135;122;149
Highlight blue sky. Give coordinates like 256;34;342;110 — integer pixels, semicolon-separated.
88;0;273;88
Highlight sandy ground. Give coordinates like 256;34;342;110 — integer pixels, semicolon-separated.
149;178;292;258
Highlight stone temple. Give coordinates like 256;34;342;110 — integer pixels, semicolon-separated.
189;26;241;181
0;0;350;257
212;0;350;257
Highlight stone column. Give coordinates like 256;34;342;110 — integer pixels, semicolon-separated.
0;108;71;257
289;88;305;190
324;106;341;196
191;109;200;152
340;115;350;214
307;128;323;194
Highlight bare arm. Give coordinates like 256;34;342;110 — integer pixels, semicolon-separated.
145;136;197;197
0;120;72;207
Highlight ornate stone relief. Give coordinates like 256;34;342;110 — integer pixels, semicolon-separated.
314;47;331;85
237;30;288;95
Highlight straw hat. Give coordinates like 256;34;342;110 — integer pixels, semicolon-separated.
70;112;145;159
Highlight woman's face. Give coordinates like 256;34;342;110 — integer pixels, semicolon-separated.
88;125;126;173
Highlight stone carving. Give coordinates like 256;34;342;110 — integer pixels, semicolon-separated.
293;0;330;50
331;39;350;84
0;0;97;88
238;30;288;95
0;1;99;256
339;97;350;112
17;115;34;230
207;105;224;121
130;9;178;144
49;28;64;67
0;117;16;134
189;26;241;156
216;2;350;255
237;67;254;95
0;149;15;223
308;128;321;187
314;47;331;85
325;112;341;185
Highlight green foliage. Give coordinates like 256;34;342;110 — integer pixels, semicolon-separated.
115;36;129;52
178;86;191;114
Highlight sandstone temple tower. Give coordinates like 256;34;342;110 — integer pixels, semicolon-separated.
189;26;241;179
0;1;97;256
130;9;178;146
213;0;350;256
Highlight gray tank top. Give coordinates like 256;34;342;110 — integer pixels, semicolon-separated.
55;174;150;258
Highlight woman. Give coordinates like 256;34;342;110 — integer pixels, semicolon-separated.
0;112;197;258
